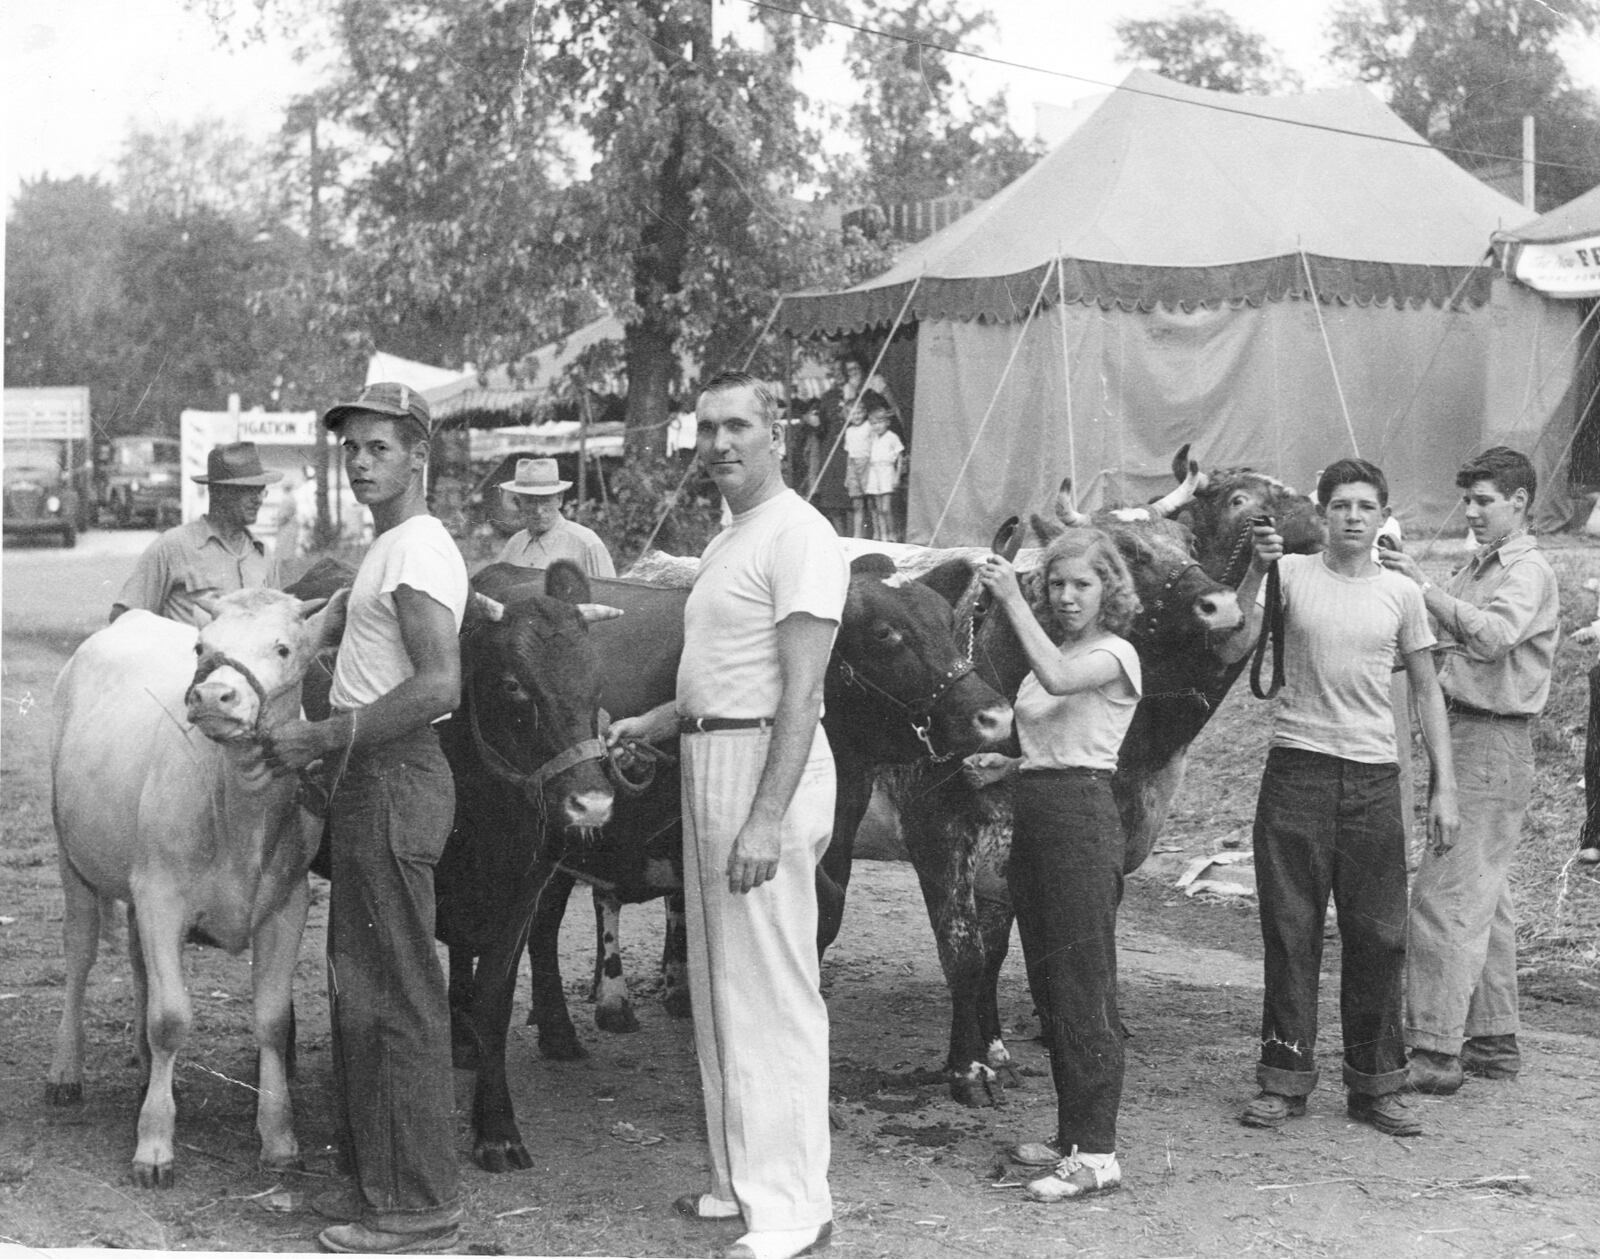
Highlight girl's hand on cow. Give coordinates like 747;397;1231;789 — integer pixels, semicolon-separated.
727;819;781;894
961;752;1019;789
977;554;1023;606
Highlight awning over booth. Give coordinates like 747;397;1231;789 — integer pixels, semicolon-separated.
1496;182;1600;300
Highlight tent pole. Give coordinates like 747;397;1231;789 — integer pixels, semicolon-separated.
805;276;923;505
1299;248;1361;458
1055;253;1078;497
740;296;785;372
929;259;1059;546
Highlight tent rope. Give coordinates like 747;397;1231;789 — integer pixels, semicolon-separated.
1056;252;1078;495
1374;253;1492;461
1299;247;1361;458
929;259;1059;546
805;275;923;505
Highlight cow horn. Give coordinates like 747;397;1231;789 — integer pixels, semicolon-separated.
578;603;625;624
1149;458;1203;518
470;592;506;623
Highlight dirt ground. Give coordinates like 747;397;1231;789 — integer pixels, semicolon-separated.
4;543;1600;1258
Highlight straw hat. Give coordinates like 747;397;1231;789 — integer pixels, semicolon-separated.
192;443;283;486
499;458;572;496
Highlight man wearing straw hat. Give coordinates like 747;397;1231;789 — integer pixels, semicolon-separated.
110;441;283;627
494;456;615;578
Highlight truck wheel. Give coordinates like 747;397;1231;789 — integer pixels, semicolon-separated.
115;496;132;528
61;524;77;549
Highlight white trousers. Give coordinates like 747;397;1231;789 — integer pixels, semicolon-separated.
681;727;835;1232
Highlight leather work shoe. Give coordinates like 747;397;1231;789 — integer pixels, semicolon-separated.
1007;1139;1063;1167
711;1221;832;1259
1239;1091;1307;1129
1461;1034;1521;1080
309;1186;361;1223
317;1222;462;1254
1348;1091;1422;1137
1025;1149;1121;1203
674;1192;742;1222
1407;1049;1464;1096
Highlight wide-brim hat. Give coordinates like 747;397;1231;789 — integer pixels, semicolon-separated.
192;442;283;486
323;381;432;436
500;457;572;496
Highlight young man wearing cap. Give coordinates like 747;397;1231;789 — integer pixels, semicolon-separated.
606;371;846;1259
1378;446;1559;1093
261;382;468;1255
110;442;283;626
494;456;615;578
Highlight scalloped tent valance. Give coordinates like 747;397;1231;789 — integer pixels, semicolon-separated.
778;70;1529;336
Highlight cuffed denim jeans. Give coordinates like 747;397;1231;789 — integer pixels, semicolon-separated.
1252;748;1408;1098
1407;713;1531;1053
1581;664;1600;853
1010;768;1125;1154
327;725;463;1235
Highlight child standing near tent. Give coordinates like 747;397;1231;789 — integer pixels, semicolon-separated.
842;395;877;538
865;406;903;543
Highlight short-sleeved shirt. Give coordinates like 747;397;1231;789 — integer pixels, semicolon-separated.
330;515;469;711
495;516;616;578
1270;552;1435;764
843;420;874;460
1434;533;1558;716
1016;635;1142;772
677;489;849;720
112;517;280;627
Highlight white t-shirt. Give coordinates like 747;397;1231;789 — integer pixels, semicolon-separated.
1015;635;1142;772
843;419;874;460
330;515;469;711
1270;552;1434;764
677;489;848;720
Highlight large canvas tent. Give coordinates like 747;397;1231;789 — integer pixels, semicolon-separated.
778;70;1585;543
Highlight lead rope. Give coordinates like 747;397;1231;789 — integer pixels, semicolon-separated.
1249;560;1284;700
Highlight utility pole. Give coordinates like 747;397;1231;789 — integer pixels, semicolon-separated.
289;101;332;544
1522;115;1536;211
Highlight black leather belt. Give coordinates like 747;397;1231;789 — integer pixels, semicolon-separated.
1445;698;1529;722
678;716;775;735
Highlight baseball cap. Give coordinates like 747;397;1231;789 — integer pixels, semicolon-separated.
323;381;432;437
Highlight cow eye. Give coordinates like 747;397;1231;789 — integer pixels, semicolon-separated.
276;644;291;660
1229;492;1251;510
872;623;902;647
194;643;203;657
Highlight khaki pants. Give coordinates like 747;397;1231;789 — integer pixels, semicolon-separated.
680;727;835;1233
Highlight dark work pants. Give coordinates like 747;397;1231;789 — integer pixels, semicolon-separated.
1009;769;1125;1154
1251;747;1409;1098
327;725;462;1235
1582;664;1600;852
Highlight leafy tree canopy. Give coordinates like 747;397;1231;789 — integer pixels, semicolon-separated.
1329;0;1600;208
1114;2;1302;94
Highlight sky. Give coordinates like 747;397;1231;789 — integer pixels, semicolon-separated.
4;0;1599;206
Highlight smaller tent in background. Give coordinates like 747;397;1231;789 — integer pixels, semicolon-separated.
779;70;1585;543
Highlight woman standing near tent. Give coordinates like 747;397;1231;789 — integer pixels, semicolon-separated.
968;529;1142;1204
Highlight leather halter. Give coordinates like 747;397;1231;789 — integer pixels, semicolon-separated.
465;672;611;800
1138;560;1209;642
832;655;976;762
187;652;273;740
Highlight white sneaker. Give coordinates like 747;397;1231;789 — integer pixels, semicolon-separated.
1025;1148;1121;1203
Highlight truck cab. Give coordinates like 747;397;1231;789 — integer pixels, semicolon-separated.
3;439;80;548
101;435;182;528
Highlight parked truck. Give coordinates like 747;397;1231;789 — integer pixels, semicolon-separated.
3;387;93;548
98;433;183;528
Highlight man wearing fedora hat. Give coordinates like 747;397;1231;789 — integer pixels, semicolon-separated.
110;442;283;627
494;456;615;578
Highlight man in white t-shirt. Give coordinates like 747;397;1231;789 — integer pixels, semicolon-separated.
264;382;468;1255
606;371;846;1259
1218;457;1458;1139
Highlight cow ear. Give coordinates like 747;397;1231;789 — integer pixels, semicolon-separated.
544;559;593;606
306;587;349;649
850;553;897;579
1030;511;1065;544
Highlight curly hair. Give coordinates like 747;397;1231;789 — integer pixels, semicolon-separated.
1028;526;1142;638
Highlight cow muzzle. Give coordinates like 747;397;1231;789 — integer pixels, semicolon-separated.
186;655;268;740
1193;588;1243;633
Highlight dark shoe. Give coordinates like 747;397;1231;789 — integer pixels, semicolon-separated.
1461;1034;1521;1079
1348;1091;1421;1137
309;1186;361;1223
317;1222;461;1254
1240;1091;1307;1129
711;1221;832;1259
674;1192;742;1222
1407;1049;1464;1096
1007;1138;1063;1167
